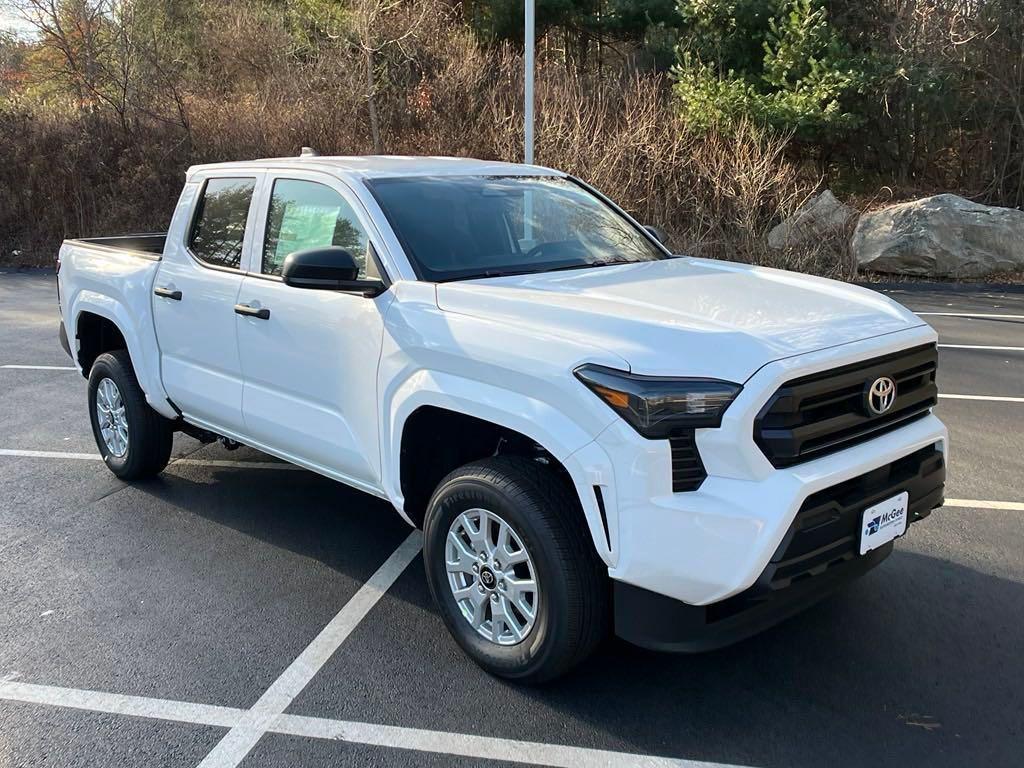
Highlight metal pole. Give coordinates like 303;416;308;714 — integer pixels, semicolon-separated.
524;0;535;165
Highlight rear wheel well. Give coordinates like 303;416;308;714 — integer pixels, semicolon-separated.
399;407;579;528
76;312;127;377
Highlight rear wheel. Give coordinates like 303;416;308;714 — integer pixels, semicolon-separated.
88;350;173;480
423;456;609;683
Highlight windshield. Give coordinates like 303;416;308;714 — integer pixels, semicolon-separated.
366;175;666;282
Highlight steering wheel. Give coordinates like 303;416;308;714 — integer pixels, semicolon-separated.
523;240;584;261
523;241;553;260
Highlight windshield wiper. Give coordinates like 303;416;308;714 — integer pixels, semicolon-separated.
440;261;642;282
439;268;535;282
540;260;640;274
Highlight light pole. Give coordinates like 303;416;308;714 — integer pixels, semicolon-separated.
524;0;535;165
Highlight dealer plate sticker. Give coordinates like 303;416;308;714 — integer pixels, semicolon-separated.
859;492;909;555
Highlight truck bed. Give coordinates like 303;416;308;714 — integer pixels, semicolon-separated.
68;233;167;258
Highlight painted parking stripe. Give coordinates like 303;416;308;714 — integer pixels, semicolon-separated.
0;364;77;370
0;448;102;460
0;680;245;728
196;530;424;768
938;344;1024;352
0;681;746;768
914;312;1024;319
939;394;1024;403
945;498;1024;511
270;712;740;768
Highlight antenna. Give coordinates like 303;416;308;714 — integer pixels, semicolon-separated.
299;146;320;158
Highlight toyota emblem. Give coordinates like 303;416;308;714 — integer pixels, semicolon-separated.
866;376;896;415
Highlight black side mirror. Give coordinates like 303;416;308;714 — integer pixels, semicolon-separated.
281;246;385;296
644;225;667;244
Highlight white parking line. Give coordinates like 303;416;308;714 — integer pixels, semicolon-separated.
0;680;245;728
270;712;738;768
0;448;102;460
0;364;77;370
0;680;744;768
197;530;424;768
946;498;1024;511
938;344;1024;352
915;312;1024;319
939;394;1024;403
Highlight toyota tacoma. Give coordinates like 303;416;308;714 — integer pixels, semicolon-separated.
56;153;947;682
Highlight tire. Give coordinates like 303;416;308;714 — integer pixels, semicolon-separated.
423;456;609;683
87;350;173;481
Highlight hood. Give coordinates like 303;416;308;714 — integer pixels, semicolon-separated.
435;258;926;383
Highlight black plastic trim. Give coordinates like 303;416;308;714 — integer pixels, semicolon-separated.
58;321;73;360
593;486;611;550
669;432;708;492
614;544;893;653
234;304;270;320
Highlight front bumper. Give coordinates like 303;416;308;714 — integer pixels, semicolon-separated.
573;327;949;609
591;410;947;607
613;442;945;651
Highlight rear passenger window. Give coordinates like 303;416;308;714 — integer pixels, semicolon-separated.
188;178;256;270
262;179;375;278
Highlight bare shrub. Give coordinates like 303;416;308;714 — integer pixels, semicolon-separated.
1;0;828;276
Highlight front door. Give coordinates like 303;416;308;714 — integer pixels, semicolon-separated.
235;173;392;490
153;174;261;434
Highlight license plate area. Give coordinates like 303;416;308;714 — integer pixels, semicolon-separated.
859;491;909;555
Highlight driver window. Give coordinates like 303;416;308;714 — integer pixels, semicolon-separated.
262;179;377;278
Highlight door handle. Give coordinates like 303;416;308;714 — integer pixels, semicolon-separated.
234;303;270;320
154;287;182;300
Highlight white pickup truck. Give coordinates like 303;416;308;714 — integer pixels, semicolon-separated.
57;153;948;682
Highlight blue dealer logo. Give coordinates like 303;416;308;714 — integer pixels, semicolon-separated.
866;517;881;535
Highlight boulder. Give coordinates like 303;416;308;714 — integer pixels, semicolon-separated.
852;194;1024;277
768;189;857;250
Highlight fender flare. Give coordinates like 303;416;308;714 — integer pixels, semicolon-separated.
70;290;177;419
383;370;617;565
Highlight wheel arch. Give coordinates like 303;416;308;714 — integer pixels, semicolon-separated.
385;376;616;566
70;291;176;419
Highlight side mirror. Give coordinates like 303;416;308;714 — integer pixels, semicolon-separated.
644;225;667;244
281;246;385;296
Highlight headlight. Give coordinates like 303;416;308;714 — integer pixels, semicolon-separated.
574;364;742;438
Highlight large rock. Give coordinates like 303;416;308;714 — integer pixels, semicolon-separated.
853;194;1024;277
768;189;857;250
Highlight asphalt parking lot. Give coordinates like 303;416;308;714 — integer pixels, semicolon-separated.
1;270;1022;767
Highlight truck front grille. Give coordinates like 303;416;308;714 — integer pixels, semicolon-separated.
754;344;938;469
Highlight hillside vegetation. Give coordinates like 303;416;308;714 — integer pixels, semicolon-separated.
1;0;1021;277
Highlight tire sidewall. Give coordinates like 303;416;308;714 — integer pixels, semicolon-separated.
424;473;577;680
87;354;138;475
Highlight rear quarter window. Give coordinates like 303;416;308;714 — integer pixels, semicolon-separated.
188;178;257;270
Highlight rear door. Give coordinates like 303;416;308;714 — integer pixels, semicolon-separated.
234;171;393;491
153;172;263;433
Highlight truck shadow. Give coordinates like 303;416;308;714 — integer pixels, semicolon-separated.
132;451;412;586
515;549;1024;768
133;458;1020;768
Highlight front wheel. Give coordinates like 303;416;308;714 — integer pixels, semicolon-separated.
88;350;173;480
423;456;609;683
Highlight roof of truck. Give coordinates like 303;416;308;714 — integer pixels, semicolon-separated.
185;154;564;181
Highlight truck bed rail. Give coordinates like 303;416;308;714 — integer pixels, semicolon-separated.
66;233;167;261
